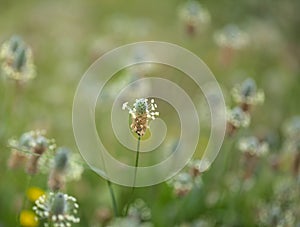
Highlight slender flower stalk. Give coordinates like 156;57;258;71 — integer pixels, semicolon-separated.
122;98;159;215
107;180;119;217
133;136;141;189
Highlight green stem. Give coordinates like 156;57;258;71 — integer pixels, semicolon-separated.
124;136;141;215
17;175;32;226
107;180;119;217
132;136;141;190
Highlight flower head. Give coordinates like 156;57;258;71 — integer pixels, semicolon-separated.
188;159;210;178
123;98;159;136
127;199;151;222
168;172;194;197
214;24;249;49
38;147;84;190
27;187;45;203
8;130;56;174
238;136;269;157
227;106;251;128
20;210;38;227
283;116;300;140
226;106;251;136
178;0;210;35
33;192;80;227
0;35;35;82
46;147;84;191
231;78;264;111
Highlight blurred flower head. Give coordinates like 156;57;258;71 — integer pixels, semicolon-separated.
258;177;299;226
123;98;159;136
20;210;38;227
7;130;56;174
231;78;264;111
168;172;194;197
214;24;249;49
227;106;251;129
27;187;45;203
283;116;300;140
188;159;209;178
40;148;83;178
0;35;36;82
178;0;211;36
46;147;84;191
238;136;269;157
127;199;152;223
33;192;80;227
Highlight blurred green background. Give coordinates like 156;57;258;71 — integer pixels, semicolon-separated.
0;0;299;226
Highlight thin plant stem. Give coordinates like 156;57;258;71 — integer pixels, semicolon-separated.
17;175;32;226
99;138;119;217
107;180;119;217
124;135;141;216
132;136;141;191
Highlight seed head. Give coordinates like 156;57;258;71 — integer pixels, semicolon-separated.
123;98;159;136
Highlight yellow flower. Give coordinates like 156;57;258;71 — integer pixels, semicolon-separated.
20;210;38;227
26;187;45;202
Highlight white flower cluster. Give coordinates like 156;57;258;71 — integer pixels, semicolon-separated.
122;98;159;120
33;192;80;227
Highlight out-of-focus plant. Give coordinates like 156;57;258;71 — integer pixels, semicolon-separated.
0;35;35;84
178;0;210;36
7;130;56;175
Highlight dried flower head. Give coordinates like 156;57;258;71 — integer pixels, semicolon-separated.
238;136;269;157
214;24;249;49
122;98;159;137
8;130;56;175
33;192;80;227
0;35;35;82
231;78;264;111
178;0;210;35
